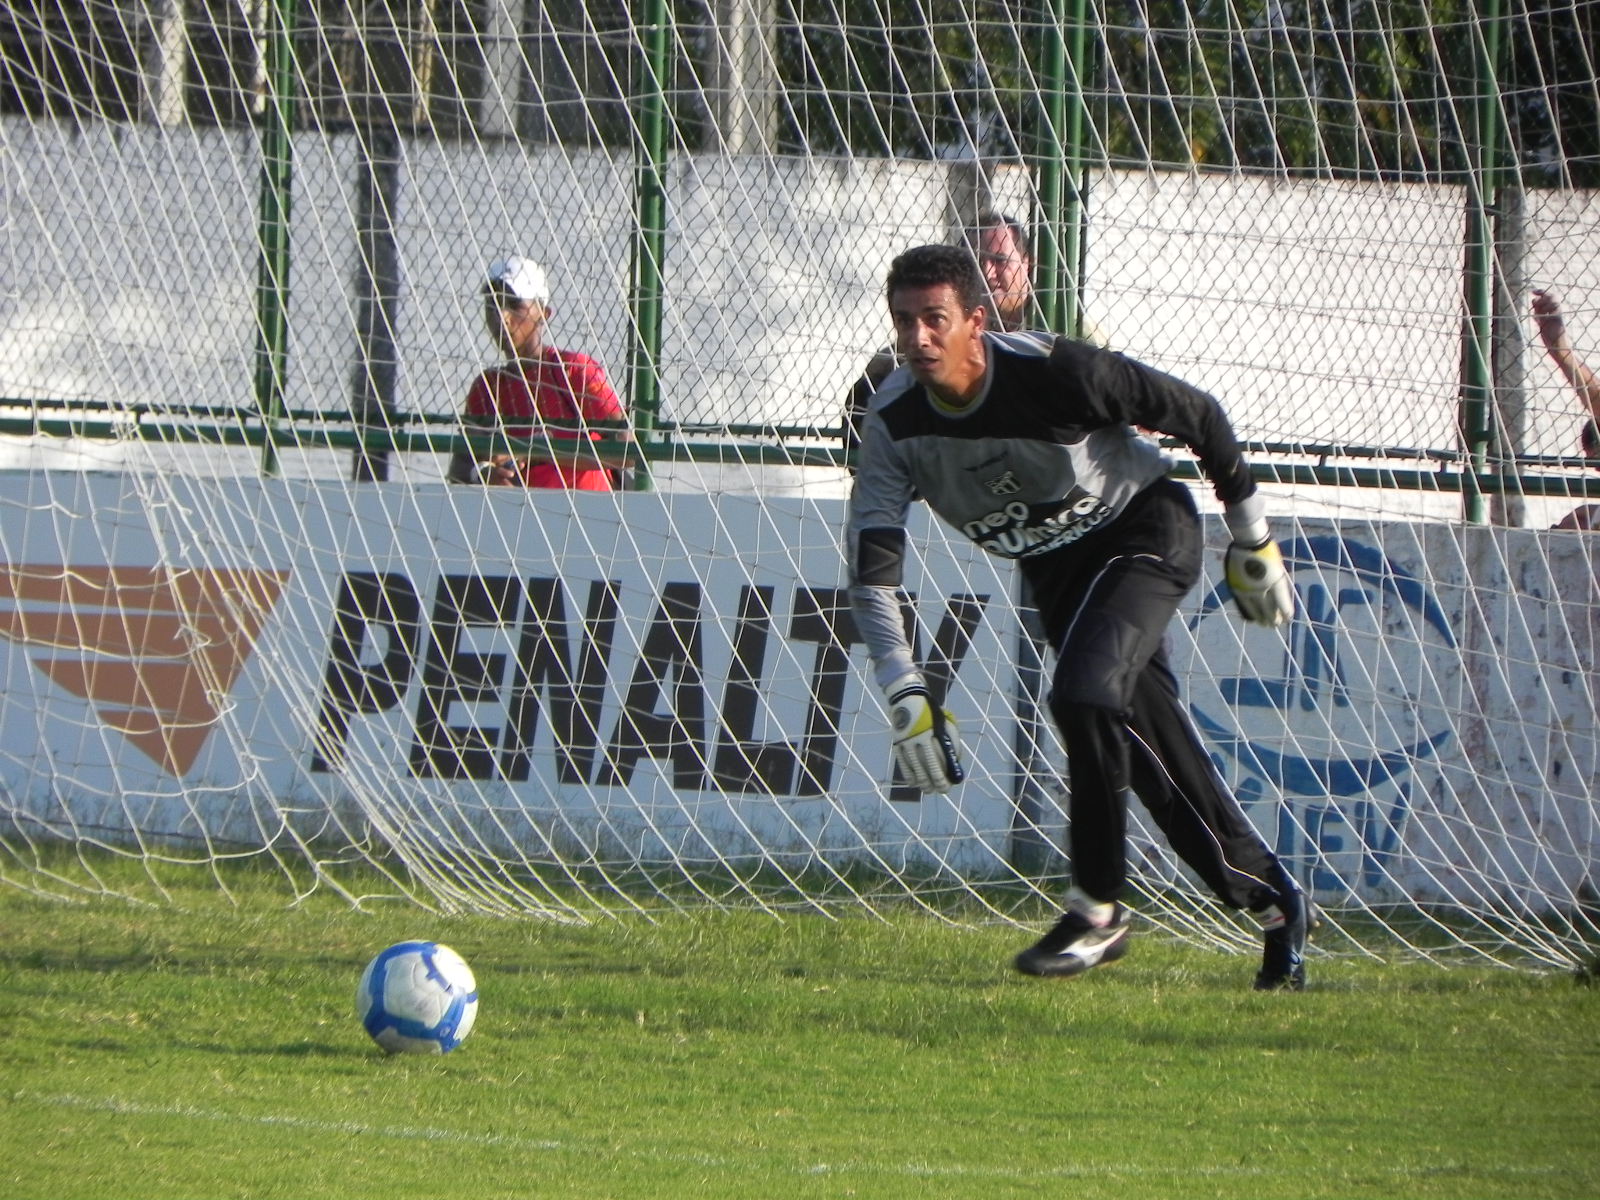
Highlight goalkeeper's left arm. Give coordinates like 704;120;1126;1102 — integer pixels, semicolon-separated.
1095;355;1294;630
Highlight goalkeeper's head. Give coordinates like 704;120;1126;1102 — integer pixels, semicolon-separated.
884;244;991;407
885;243;988;316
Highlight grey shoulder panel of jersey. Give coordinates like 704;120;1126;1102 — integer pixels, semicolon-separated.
989;329;1058;357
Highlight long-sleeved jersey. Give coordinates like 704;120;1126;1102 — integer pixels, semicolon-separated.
847;330;1262;688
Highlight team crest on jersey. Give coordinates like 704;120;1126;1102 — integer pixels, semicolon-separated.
984;470;1022;496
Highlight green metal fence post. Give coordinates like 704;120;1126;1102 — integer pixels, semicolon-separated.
1034;0;1091;338
255;0;296;479
627;0;670;491
1459;0;1507;524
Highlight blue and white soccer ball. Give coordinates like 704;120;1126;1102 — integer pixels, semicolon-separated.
356;940;479;1055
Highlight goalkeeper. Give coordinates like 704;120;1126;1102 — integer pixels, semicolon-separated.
846;243;1309;990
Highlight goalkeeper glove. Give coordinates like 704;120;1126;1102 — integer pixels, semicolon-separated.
1224;535;1295;627
882;674;964;794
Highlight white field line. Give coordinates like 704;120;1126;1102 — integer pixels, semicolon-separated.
13;1090;1566;1184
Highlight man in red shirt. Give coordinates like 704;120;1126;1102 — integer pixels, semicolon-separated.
449;256;628;490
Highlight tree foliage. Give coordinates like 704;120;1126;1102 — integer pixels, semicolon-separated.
771;0;1597;186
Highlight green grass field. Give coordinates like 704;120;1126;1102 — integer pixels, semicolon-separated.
2;865;1596;1200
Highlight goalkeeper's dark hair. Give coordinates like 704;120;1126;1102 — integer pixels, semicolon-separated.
885;244;988;315
1582;419;1599;461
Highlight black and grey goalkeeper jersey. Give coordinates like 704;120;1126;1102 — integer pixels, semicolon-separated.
847;330;1259;688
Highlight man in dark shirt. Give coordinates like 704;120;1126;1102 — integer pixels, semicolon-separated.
846;243;1309;989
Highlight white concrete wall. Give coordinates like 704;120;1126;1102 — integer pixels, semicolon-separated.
2;120;1598;520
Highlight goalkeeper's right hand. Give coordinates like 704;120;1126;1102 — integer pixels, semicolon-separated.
883;674;964;793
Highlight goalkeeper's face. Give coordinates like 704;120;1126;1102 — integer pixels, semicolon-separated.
889;283;988;407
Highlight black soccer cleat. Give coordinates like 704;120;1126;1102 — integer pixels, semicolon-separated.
1014;891;1132;978
1254;885;1311;991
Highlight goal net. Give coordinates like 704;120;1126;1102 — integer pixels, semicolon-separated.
1;0;1596;967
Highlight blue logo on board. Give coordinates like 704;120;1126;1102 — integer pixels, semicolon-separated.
1187;535;1457;896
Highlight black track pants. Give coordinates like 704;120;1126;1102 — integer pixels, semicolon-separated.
1023;479;1285;910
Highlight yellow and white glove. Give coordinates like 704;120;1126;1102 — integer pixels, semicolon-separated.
1223;506;1295;627
883;674;964;793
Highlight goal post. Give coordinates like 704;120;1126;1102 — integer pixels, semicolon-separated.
1;0;1597;967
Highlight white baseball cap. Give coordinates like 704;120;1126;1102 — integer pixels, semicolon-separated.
485;256;550;306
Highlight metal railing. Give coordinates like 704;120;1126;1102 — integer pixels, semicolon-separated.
6;396;1599;502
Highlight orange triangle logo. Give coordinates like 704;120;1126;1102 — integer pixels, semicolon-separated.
0;564;290;776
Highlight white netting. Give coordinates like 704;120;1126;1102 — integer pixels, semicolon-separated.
0;0;1596;966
